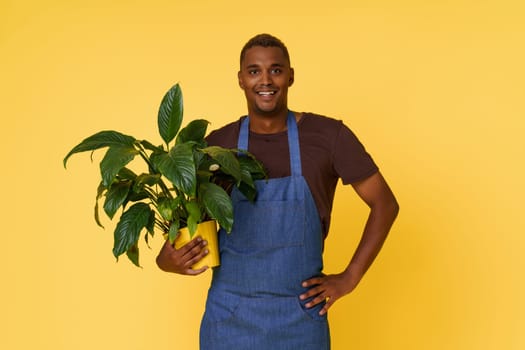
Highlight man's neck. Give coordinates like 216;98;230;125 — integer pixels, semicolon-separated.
248;111;290;134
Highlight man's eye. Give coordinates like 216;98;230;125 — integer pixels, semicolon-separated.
271;69;281;74
249;70;258;75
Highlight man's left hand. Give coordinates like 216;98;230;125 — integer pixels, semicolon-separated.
300;272;359;315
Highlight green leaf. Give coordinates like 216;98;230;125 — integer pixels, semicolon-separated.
236;183;257;202
63;130;136;168
153;143;196;196
146;210;156;235
193;150;206;170
235;156;266;201
184;200;201;236
126;243;140;267
139;140;163;152
176;119;209;145
112;203;152;260
239;155;266;180
117;167;137;181
103;180;133;219
146;149;165;174
133;173;161;193
199;182;233;233
100;146;139;187
94;182;107;228
237;168;258;201
157;197;173;221
94;202;103;228
144;232;155;249
239;167;255;189
158;83;183;145
201;146;242;181
168;221;180;243
126;191;150;203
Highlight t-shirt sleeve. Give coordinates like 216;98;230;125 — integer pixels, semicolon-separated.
205;120;240;149
333;123;379;184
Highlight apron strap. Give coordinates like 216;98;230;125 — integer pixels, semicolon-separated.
238;111;302;176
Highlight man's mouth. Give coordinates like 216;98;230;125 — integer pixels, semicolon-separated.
257;91;276;96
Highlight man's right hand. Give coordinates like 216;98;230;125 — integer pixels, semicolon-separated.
156;236;209;275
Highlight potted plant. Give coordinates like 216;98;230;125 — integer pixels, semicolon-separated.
63;83;265;267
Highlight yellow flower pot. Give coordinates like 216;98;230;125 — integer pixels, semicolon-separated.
174;220;220;269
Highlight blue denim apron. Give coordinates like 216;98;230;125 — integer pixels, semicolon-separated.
200;111;330;349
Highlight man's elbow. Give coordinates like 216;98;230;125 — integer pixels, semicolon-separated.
387;195;400;221
374;191;399;221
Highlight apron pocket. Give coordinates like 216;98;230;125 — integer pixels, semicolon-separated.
226;199;305;252
201;294;329;348
202;288;242;323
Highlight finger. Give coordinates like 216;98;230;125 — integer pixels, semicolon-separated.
319;297;335;315
183;240;207;260
300;285;324;300
184;246;209;268
302;277;324;288
185;265;209;276
180;239;207;259
177;236;203;253
183;248;210;275
305;293;329;308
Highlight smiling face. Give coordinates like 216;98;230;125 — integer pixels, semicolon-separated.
238;46;294;119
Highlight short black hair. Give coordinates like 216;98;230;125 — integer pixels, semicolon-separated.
239;33;291;67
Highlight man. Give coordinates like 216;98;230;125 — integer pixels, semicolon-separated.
157;34;399;349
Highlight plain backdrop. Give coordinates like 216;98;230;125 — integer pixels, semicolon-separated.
1;0;524;349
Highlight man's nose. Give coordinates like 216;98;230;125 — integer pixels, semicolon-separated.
260;71;272;85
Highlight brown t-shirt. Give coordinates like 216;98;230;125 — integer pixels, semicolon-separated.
206;112;378;237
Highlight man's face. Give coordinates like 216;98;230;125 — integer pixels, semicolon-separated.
238;46;294;118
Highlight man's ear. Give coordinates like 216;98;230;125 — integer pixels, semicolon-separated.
238;71;245;89
289;67;295;87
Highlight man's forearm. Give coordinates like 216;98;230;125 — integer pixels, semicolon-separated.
343;197;399;285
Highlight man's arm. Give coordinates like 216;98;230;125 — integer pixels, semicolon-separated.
300;171;399;315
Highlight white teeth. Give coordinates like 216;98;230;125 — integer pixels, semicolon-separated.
258;91;275;95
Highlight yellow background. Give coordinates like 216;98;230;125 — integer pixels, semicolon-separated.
2;0;524;349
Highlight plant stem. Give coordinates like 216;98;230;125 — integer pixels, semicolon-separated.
136;146;174;199
158;180;175;199
155;218;170;233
